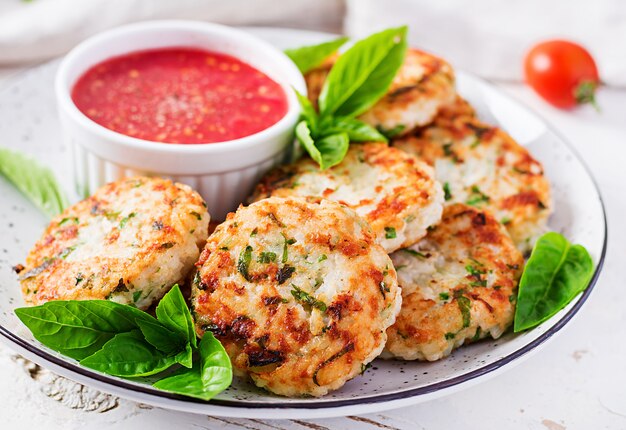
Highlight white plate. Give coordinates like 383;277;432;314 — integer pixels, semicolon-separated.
0;27;607;419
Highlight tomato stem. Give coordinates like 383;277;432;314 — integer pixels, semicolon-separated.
574;80;600;112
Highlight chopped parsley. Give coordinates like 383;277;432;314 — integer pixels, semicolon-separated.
291;285;327;312
466;264;486;277
250;228;258;237
445;332;456;340
360;362;372;375
439;292;450;301
443;142;453;156
401;248;427;258
501;216;512;225
457;296;472;328
281;234;296;263
318;254;327;262
103;210;121;221
58;217;79;226
443;182;452;201
384;226;397;239
466;185;490;206
466;264;487;287
237;245;253;281
119;212;136;228
472;327;482;341
189;211;202;221
257;252;277;263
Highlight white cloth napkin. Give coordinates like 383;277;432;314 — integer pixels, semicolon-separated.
0;0;342;64
1;0;624;88
345;0;626;87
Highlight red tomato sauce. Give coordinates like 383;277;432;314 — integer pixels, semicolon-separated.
71;48;288;144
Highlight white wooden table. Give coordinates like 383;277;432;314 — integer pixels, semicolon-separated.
0;65;624;429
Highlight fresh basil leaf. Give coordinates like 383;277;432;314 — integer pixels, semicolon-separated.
155;285;197;348
514;232;594;332
318;26;407;118
285;36;349;74
153;332;232;401
136;317;185;356
326;117;388;142
295;120;322;163
294;89;318;132
0;146;68;217
175;343;194;369
80;330;177;377
295;126;350;170
316;133;350;170
15;300;155;360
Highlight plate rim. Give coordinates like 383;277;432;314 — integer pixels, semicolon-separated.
0;26;608;412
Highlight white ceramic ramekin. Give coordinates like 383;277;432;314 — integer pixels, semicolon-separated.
55;20;305;220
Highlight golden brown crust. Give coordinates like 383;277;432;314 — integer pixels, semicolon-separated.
20;176;209;309
192;197;400;397
249;143;444;253
385;204;524;361
393;101;552;252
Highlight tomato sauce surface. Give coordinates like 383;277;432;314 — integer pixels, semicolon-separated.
71;48;288;144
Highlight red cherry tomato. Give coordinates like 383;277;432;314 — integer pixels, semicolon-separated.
524;40;600;109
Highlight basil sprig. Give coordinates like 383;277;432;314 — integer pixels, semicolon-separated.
290;26;408;169
514;232;594;332
15;285;232;400
285;36;348;74
0;146;68;217
153;332;232;401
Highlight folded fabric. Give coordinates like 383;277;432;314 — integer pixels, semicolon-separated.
0;0;342;64
345;0;626;87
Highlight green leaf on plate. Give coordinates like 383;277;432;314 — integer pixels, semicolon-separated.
284;36;349;74
295;121;349;170
514;232;594;332
79;330;178;377
294;89;318;132
325;117;388;142
318;26;407;118
136;317;186;356
15;300;155;360
153;332;233;401
155;285;197;348
174;343;194;369
0;146;68;217
315;132;350;170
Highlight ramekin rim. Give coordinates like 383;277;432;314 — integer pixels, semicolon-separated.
54;20;305;155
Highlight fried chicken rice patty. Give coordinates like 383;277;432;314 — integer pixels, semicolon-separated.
384;204;523;361
305;48;456;135
191;197;401;397
249;143;444;253
19;176;209;309
393;107;552;252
